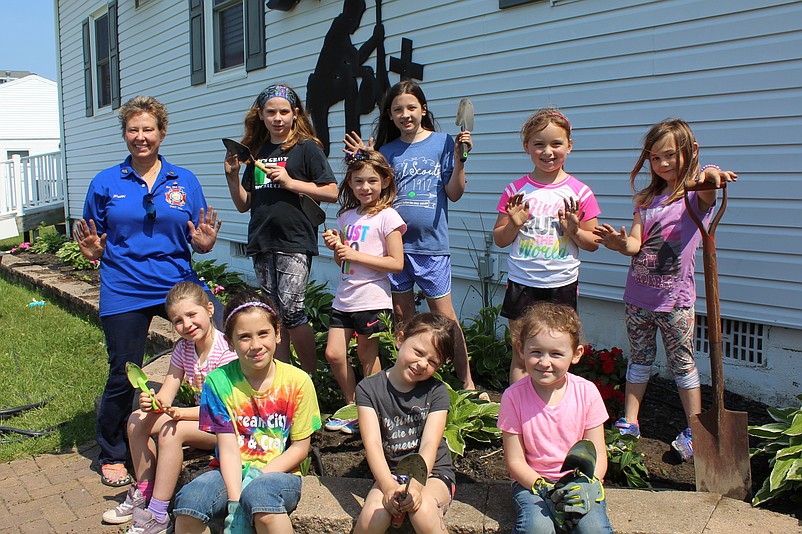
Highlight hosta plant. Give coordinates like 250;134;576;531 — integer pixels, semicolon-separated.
748;394;802;507
443;383;501;458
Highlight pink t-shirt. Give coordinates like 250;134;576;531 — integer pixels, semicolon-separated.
498;373;608;481
496;174;600;288
332;207;406;312
170;328;237;403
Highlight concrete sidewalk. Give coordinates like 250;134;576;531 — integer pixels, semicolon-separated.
0;252;799;533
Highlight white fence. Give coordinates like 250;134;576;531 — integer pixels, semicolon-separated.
0;152;64;218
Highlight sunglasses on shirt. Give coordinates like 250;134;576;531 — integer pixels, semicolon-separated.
144;192;156;221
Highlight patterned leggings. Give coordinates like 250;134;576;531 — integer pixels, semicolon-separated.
625;304;698;384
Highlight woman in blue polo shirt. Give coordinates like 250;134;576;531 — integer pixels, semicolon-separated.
74;95;222;488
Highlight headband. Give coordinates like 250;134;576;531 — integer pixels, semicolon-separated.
255;85;298;109
345;149;370;164
545;112;571;133
225;302;276;325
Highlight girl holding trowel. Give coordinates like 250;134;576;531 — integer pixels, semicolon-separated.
354;313;457;534
224;84;338;374
103;282;236;532
344;80;480;395
594;118;737;461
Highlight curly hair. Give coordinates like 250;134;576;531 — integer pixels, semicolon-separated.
514;302;583;353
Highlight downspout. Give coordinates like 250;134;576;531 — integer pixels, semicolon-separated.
53;0;70;232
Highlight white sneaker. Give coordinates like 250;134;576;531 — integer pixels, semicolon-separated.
103;484;145;524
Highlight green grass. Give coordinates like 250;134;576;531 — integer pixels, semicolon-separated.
0;276;108;461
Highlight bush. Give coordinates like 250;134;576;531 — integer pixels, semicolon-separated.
572;345;627;419
461;305;511;391
443;383;501;457
605;429;649;488
748;394;802;507
55;241;98;270
29;226;68;254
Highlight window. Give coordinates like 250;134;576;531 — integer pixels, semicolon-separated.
7;150;30;159
189;0;265;86
213;0;244;72
82;1;120;116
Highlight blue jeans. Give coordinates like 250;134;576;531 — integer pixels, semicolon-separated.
97;288;222;466
511;482;613;534
173;469;302;523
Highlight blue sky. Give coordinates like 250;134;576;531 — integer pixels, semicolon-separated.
0;0;57;80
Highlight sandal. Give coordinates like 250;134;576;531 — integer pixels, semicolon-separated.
100;463;132;487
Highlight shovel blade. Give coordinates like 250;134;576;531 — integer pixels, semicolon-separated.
690;409;751;500
298;193;326;227
125;361;149;390
455;98;474;131
222;138;253;162
395;453;428;486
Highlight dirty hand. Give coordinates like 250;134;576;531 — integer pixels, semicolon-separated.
506;193;531;228
593;224;629;252
73;219;106;261
558;197;584;237
224;151;243;178
397;485;423;513
322;229;342;250
188;206;222;253
382;486;404;517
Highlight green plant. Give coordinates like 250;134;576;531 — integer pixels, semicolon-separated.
604;429;649;488
304;280;334;332
55;241;97;270
29;224;68;254
174;382;199;407
461;305;511;391
191;258;249;304
571;346;627;419
442;383;501;457
748;395;802;507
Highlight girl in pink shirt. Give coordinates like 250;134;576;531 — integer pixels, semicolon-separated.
498;302;611;533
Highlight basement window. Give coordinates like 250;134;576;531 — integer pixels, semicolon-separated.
695;316;765;366
230;241;248;258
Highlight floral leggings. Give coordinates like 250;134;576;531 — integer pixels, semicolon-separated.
625;304;697;380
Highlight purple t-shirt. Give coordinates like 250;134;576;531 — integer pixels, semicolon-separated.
624;191;713;312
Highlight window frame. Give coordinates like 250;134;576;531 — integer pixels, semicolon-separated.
83;1;120;117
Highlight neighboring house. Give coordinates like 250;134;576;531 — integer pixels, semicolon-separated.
55;0;802;405
0;75;60;160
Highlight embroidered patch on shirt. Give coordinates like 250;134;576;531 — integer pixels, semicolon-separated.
164;185;187;207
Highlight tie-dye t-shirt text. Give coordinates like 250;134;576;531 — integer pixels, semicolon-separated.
199;359;321;475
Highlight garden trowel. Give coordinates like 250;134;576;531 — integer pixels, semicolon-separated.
455;97;474;162
222;138;326;228
125;361;160;411
391;452;428;528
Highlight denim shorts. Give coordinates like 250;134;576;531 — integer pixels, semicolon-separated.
173;469;302;523
389;253;452;298
253;251;311;328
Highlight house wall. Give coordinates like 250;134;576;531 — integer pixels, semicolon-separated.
0;76;60;159
57;0;802;405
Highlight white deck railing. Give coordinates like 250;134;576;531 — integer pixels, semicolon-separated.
0;152;64;219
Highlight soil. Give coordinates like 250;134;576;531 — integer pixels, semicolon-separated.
4;249;795;516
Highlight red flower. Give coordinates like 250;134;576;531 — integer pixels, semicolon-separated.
601;354;615;374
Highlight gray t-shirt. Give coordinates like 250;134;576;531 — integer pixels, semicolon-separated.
355;369;455;481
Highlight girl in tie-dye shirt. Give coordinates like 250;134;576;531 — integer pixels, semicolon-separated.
173;291;321;533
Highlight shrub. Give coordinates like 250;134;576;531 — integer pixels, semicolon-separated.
461;304;511;391
30;226;68;254
572;345;627;419
605;429;649;488
55;241;97;270
443;384;501;457
748;394;802;507
191;258;249;304
8;242;30;254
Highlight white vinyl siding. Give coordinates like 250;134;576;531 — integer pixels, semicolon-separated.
57;0;802;334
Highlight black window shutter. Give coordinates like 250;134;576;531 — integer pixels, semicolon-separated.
108;0;120;109
82;18;93;117
189;0;206;85
245;0;265;72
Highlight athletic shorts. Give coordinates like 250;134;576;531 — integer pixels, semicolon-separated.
500;280;578;321
330;308;392;335
389;253;452;299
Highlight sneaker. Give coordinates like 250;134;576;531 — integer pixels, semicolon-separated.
614;417;641;438
672;428;694;461
340;419;359;435
102;484;145;524
324;418;349;431
127;507;172;534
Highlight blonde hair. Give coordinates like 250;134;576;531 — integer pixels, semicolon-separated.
338;150;397;216
631;118;700;207
165;281;211;312
514;302;582;353
118;96;168;136
520;107;572;144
